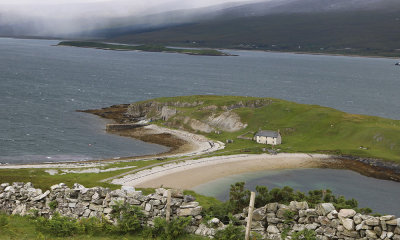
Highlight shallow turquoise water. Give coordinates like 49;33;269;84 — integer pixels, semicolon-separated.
193;168;400;216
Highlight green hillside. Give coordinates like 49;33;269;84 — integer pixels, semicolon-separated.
109;10;400;57
140;95;400;162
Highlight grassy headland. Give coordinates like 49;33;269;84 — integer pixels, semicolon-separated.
58;41;233;56
1;95;400;190
105;95;400;162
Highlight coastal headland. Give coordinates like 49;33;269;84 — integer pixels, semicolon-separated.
1;95;400;190
58;41;235;56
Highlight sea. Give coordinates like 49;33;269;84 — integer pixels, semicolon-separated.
1;38;399;213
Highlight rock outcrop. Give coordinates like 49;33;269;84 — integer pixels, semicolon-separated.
125;99;271;133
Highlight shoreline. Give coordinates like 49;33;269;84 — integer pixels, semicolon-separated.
0;124;224;169
111;153;400;189
2;37;397;59
2;104;399;188
112;153;334;189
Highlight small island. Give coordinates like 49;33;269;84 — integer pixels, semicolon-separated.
58;41;234;56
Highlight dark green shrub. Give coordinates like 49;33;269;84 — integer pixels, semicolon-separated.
214;224;245;240
147;217;191;240
35;213;83;237
229;182;250;213
78;217;113;235
36;213;114;237
49;200;58;210
111;201;145;233
291;229;317;240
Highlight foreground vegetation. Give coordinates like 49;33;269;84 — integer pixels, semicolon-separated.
0;183;372;240
58;41;231;56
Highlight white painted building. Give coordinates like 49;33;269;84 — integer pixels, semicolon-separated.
254;130;282;145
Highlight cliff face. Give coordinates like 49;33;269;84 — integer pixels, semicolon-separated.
125;99;271;133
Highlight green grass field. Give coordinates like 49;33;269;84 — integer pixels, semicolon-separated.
144;95;400;161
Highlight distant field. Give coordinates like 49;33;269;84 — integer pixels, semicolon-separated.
58;41;232;56
142;95;400;162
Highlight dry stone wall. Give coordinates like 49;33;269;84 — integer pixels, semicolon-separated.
1;182;400;239
0;182;204;231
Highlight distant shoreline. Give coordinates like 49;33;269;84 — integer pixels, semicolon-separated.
57;41;236;56
1;37;397;59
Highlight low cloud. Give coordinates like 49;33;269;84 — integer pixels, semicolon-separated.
0;0;261;37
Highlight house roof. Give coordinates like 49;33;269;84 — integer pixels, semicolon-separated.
255;130;280;138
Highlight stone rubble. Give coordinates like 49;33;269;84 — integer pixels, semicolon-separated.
1;182;400;239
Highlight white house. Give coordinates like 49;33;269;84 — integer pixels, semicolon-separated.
254;130;282;145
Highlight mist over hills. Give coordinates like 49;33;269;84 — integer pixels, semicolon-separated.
2;0;400;57
105;0;400;57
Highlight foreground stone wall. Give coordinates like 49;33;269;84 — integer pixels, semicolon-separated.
232;201;400;240
0;182;204;230
1;182;400;239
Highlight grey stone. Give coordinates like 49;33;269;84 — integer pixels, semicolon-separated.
252;207;266;221
327;210;338;220
32;190;50;201
266;203;278;212
177;206;202;216
170;189;184;198
306;223;320;230
342;218;354;231
380;215;396;221
145;203;152;212
338;209;356;219
180;201;199;209
366;217;380;226
387;218;400;226
374;226;382;236
267;225;280;234
316;203;335;216
366;229;378;239
354;214;363;224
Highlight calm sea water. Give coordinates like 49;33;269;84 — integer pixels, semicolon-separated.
193;168;400;216
1;37;399;163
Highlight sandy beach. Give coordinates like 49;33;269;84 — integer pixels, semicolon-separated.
0;124;224;169
113;153;335;189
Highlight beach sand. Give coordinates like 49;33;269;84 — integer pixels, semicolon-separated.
0;124;224;169
113;153;335;189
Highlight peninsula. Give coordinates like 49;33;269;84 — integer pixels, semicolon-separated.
58;41;233;56
1;95;400;191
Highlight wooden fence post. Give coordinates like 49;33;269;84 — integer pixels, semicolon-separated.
245;191;256;240
166;189;171;222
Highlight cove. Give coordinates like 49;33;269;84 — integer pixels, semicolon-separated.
193;168;400;216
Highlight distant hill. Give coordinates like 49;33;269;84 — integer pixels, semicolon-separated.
107;0;400;57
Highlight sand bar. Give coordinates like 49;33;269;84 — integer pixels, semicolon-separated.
113;153;335;189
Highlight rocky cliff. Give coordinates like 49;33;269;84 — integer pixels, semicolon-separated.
126;99;271;133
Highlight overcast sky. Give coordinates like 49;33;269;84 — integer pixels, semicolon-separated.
0;0;264;36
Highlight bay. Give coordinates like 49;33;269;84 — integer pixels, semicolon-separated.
193;168;400;216
1;38;399;163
